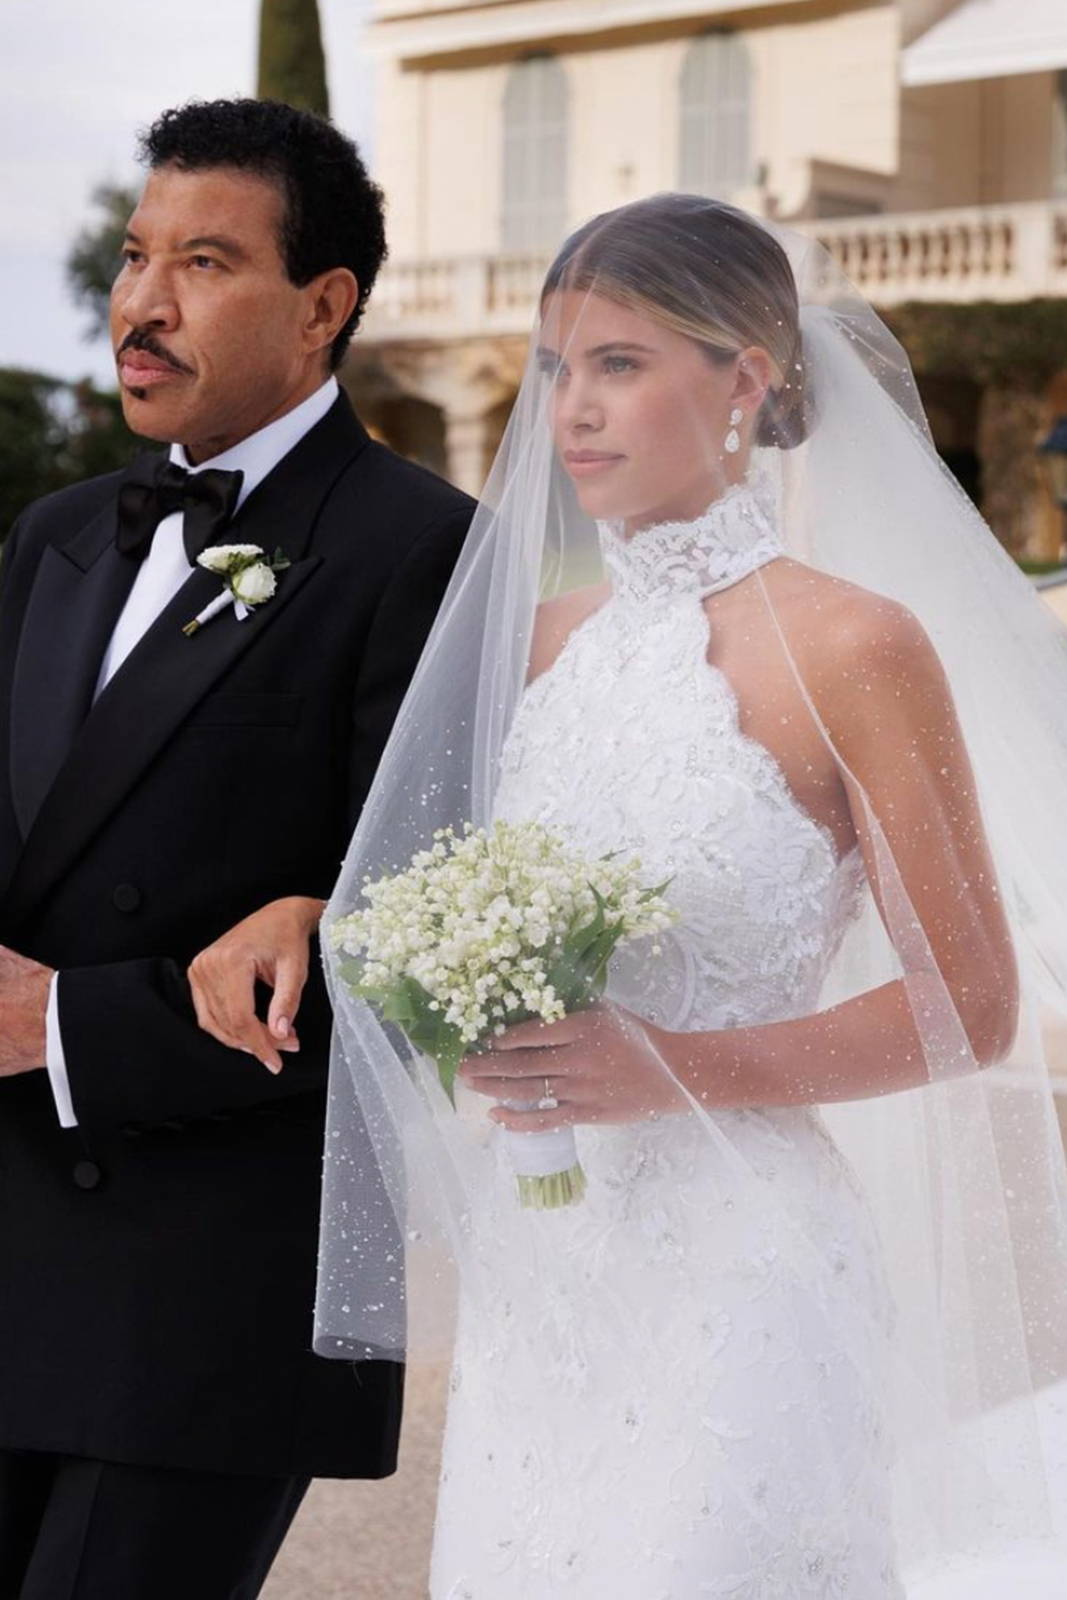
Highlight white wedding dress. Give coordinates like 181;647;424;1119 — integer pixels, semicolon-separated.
430;480;904;1597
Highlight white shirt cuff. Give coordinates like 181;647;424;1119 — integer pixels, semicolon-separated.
45;972;78;1129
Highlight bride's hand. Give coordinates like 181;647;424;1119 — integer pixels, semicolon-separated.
187;895;325;1074
457;1004;688;1129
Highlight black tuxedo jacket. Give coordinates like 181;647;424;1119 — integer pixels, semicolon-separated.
0;393;472;1477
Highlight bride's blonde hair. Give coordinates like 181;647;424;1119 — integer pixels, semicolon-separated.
542;193;809;450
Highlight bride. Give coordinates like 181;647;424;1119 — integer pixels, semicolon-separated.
187;196;1067;1594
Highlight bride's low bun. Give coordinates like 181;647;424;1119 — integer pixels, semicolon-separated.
756;334;810;450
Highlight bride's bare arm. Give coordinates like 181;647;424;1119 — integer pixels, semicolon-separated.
465;597;1020;1124
675;594;1019;1102
187;896;325;1073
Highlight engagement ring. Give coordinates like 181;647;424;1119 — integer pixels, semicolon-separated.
537;1077;560;1111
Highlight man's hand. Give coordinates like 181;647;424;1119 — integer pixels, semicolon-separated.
0;945;53;1076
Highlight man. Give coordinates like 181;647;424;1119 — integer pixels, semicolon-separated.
0;98;472;1598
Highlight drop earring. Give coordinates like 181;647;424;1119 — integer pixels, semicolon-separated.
724;408;744;455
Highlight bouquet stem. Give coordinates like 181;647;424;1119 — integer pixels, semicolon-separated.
516;1163;588;1209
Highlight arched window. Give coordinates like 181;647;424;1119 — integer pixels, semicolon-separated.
679;33;753;199
501;55;568;254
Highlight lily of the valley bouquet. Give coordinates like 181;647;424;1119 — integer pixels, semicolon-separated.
330;820;675;1209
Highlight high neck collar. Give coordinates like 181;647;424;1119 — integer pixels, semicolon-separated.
598;472;784;604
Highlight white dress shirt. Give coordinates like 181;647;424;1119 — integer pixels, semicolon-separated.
45;376;340;1127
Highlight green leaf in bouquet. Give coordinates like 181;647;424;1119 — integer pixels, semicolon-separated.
337;956;367;989
556;889;609;970
433;1031;469;1108
579;934;620;991
384;975;443;1042
576;891;625;953
546;891;628;1012
554;952;612;1013
357;975;421;1031
356;973;469;1107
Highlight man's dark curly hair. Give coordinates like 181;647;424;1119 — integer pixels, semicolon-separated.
139;98;387;369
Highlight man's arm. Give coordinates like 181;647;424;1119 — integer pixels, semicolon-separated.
0;945;51;1081
51;503;472;1135
0;504;321;1127
0;517;59;1096
56;950;335;1133
0;492;299;1132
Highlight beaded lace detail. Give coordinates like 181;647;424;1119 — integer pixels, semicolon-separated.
430;479;901;1598
496;473;866;1034
599;471;786;604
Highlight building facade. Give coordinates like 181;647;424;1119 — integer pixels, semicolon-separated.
347;0;1067;560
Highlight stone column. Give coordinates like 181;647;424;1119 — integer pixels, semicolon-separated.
366;336;526;496
977;386;1062;561
443;408;495;497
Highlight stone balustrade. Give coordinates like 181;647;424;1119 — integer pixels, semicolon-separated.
364;200;1067;342
812;202;1067;304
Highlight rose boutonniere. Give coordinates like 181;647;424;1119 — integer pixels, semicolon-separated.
182;544;292;636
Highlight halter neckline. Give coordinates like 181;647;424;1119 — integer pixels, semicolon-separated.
598;473;784;603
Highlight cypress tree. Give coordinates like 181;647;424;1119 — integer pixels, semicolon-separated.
257;0;330;117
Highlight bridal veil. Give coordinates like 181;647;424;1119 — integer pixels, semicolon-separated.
314;195;1067;1583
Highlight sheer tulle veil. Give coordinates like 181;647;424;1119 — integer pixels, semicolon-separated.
314;194;1067;1581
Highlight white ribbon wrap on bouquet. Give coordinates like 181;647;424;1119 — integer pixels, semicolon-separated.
501;1121;580;1180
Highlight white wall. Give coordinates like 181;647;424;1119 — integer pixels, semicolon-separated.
898;71;1059;211
371;1;1062;258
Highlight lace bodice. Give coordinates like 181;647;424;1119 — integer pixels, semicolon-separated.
493;475;868;1032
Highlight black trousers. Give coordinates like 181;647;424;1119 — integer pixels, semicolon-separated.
0;1450;310;1600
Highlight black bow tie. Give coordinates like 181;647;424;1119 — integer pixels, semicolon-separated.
116;456;245;565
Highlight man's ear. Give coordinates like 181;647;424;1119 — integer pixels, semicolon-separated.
302;269;360;363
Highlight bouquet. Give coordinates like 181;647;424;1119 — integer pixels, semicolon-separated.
330;820;675;1209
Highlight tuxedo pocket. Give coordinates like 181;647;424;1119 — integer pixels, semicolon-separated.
183;691;302;729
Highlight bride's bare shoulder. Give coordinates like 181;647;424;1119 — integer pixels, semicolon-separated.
528;582;612;683
767;558;944;707
769;558;925;646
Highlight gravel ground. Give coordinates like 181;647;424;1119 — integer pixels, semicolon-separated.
262;1365;447;1600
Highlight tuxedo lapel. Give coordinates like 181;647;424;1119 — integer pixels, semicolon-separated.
9;501;141;839
3;393;369;930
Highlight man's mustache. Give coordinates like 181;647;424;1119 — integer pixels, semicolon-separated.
116;330;194;375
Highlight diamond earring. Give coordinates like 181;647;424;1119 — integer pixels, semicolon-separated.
724;408;744;455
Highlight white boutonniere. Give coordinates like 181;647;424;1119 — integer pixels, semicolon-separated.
182;544;292;636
